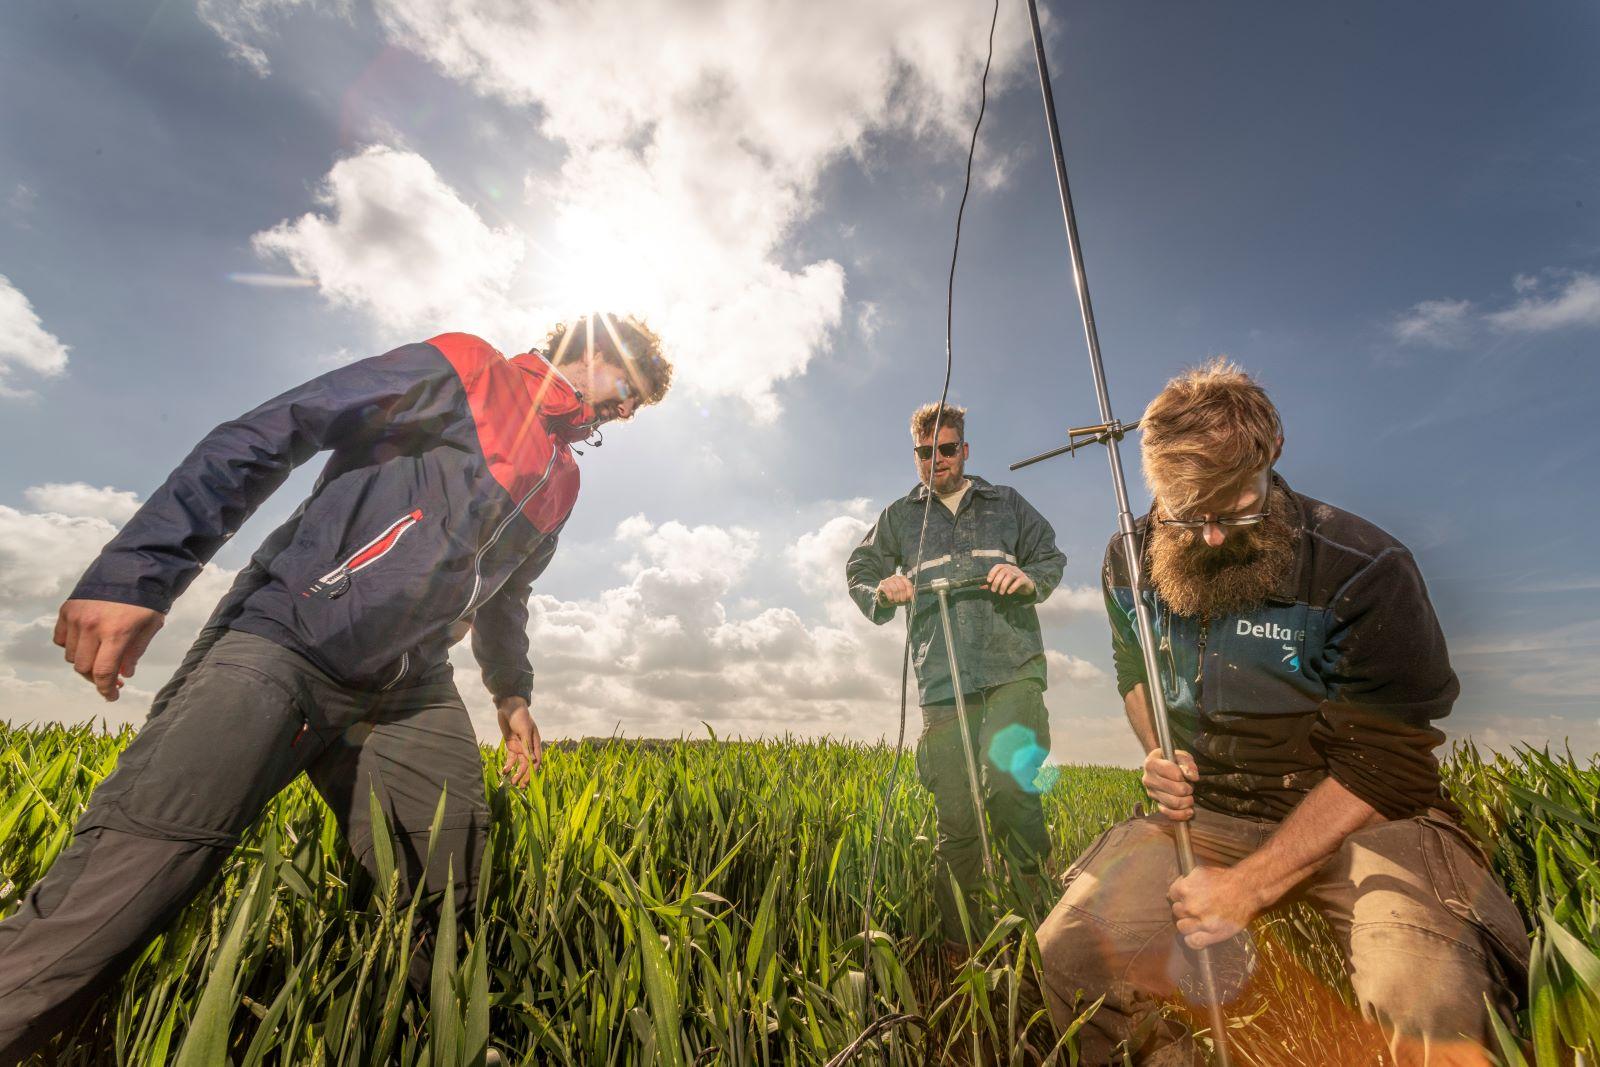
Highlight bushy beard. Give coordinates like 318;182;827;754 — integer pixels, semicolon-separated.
1147;485;1298;619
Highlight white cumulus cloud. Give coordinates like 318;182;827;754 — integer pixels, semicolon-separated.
0;274;69;397
1045;648;1108;684
434;509;1124;758
789;513;874;600
1037;583;1103;623
230;0;1029;416
452;514;903;741
253;146;535;342
23;483;143;524
0;506;120;607
0;488;238;729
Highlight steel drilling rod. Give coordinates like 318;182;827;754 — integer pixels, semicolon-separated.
1021;1;1233;1061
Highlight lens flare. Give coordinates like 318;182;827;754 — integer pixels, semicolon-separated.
987;723;1050;794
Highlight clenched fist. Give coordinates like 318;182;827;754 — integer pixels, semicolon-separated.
875;574;914;605
1142;747;1199;821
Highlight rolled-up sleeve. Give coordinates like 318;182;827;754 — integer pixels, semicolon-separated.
1311;547;1457;819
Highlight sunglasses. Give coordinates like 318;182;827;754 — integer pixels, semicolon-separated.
914;442;963;461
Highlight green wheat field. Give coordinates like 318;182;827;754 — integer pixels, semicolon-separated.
3;723;1598;1066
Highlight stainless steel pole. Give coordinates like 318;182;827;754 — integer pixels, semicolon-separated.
1021;1;1232;1061
933;580;994;879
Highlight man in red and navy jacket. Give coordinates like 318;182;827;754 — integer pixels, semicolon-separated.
0;317;673;1062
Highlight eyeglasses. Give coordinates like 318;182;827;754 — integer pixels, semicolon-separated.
1156;509;1270;530
914;442;962;461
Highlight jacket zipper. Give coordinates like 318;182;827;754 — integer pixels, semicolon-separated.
1195;615;1209;708
305;509;424;600
452;450;561;623
381;651;410;691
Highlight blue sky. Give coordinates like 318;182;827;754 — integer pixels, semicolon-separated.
1;0;1596;764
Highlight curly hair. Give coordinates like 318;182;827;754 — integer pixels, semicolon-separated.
909;402;966;441
542;313;673;407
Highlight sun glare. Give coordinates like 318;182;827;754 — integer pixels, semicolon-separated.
531;212;665;327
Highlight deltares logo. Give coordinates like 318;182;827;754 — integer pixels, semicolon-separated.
1235;619;1305;642
1237;617;1304;672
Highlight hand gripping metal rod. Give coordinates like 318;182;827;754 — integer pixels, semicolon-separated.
878;573;998;879
929;576;995;880
1022;1;1232;1061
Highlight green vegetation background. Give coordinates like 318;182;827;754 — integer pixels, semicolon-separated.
3;724;1597;1065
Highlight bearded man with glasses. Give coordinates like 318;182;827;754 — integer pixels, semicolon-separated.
1035;359;1528;1065
846;402;1066;957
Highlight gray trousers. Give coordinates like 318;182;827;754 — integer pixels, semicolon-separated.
0;629;489;1063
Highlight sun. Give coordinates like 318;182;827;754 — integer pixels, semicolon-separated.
528;210;665;325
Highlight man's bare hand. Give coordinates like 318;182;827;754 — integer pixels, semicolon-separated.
1143;748;1199;821
496;697;543;788
875;574;914;605
1169;866;1265;949
984;563;1035;597
54;599;165;702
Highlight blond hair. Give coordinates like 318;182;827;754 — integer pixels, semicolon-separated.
1140;358;1281;516
910;402;966;441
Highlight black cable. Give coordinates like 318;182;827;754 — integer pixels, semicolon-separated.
851;0;1002;1057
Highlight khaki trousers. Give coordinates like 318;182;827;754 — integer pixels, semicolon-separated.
1036;807;1529;1065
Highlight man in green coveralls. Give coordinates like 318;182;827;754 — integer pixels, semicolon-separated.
847;402;1067;951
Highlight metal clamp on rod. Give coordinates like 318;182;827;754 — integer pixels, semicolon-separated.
1010;418;1141;472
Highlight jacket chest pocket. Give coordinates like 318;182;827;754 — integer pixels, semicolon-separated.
1212;604;1322;713
960;500;1017;553
304;509;425;600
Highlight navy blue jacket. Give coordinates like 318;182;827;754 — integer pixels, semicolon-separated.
70;334;592;701
1104;474;1460;821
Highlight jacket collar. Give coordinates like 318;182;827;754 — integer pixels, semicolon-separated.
509;350;600;444
1267;471;1307;605
906;473;999;504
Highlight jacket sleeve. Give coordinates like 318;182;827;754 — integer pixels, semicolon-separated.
1011;490;1065;605
1310;547;1457;819
69;343;462;613
471;529;562;705
1102;536;1148;697
845;505;902;625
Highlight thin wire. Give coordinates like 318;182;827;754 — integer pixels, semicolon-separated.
852;0;1001;1055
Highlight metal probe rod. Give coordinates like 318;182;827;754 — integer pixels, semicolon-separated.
930;577;995;879
1021;1;1232;1062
